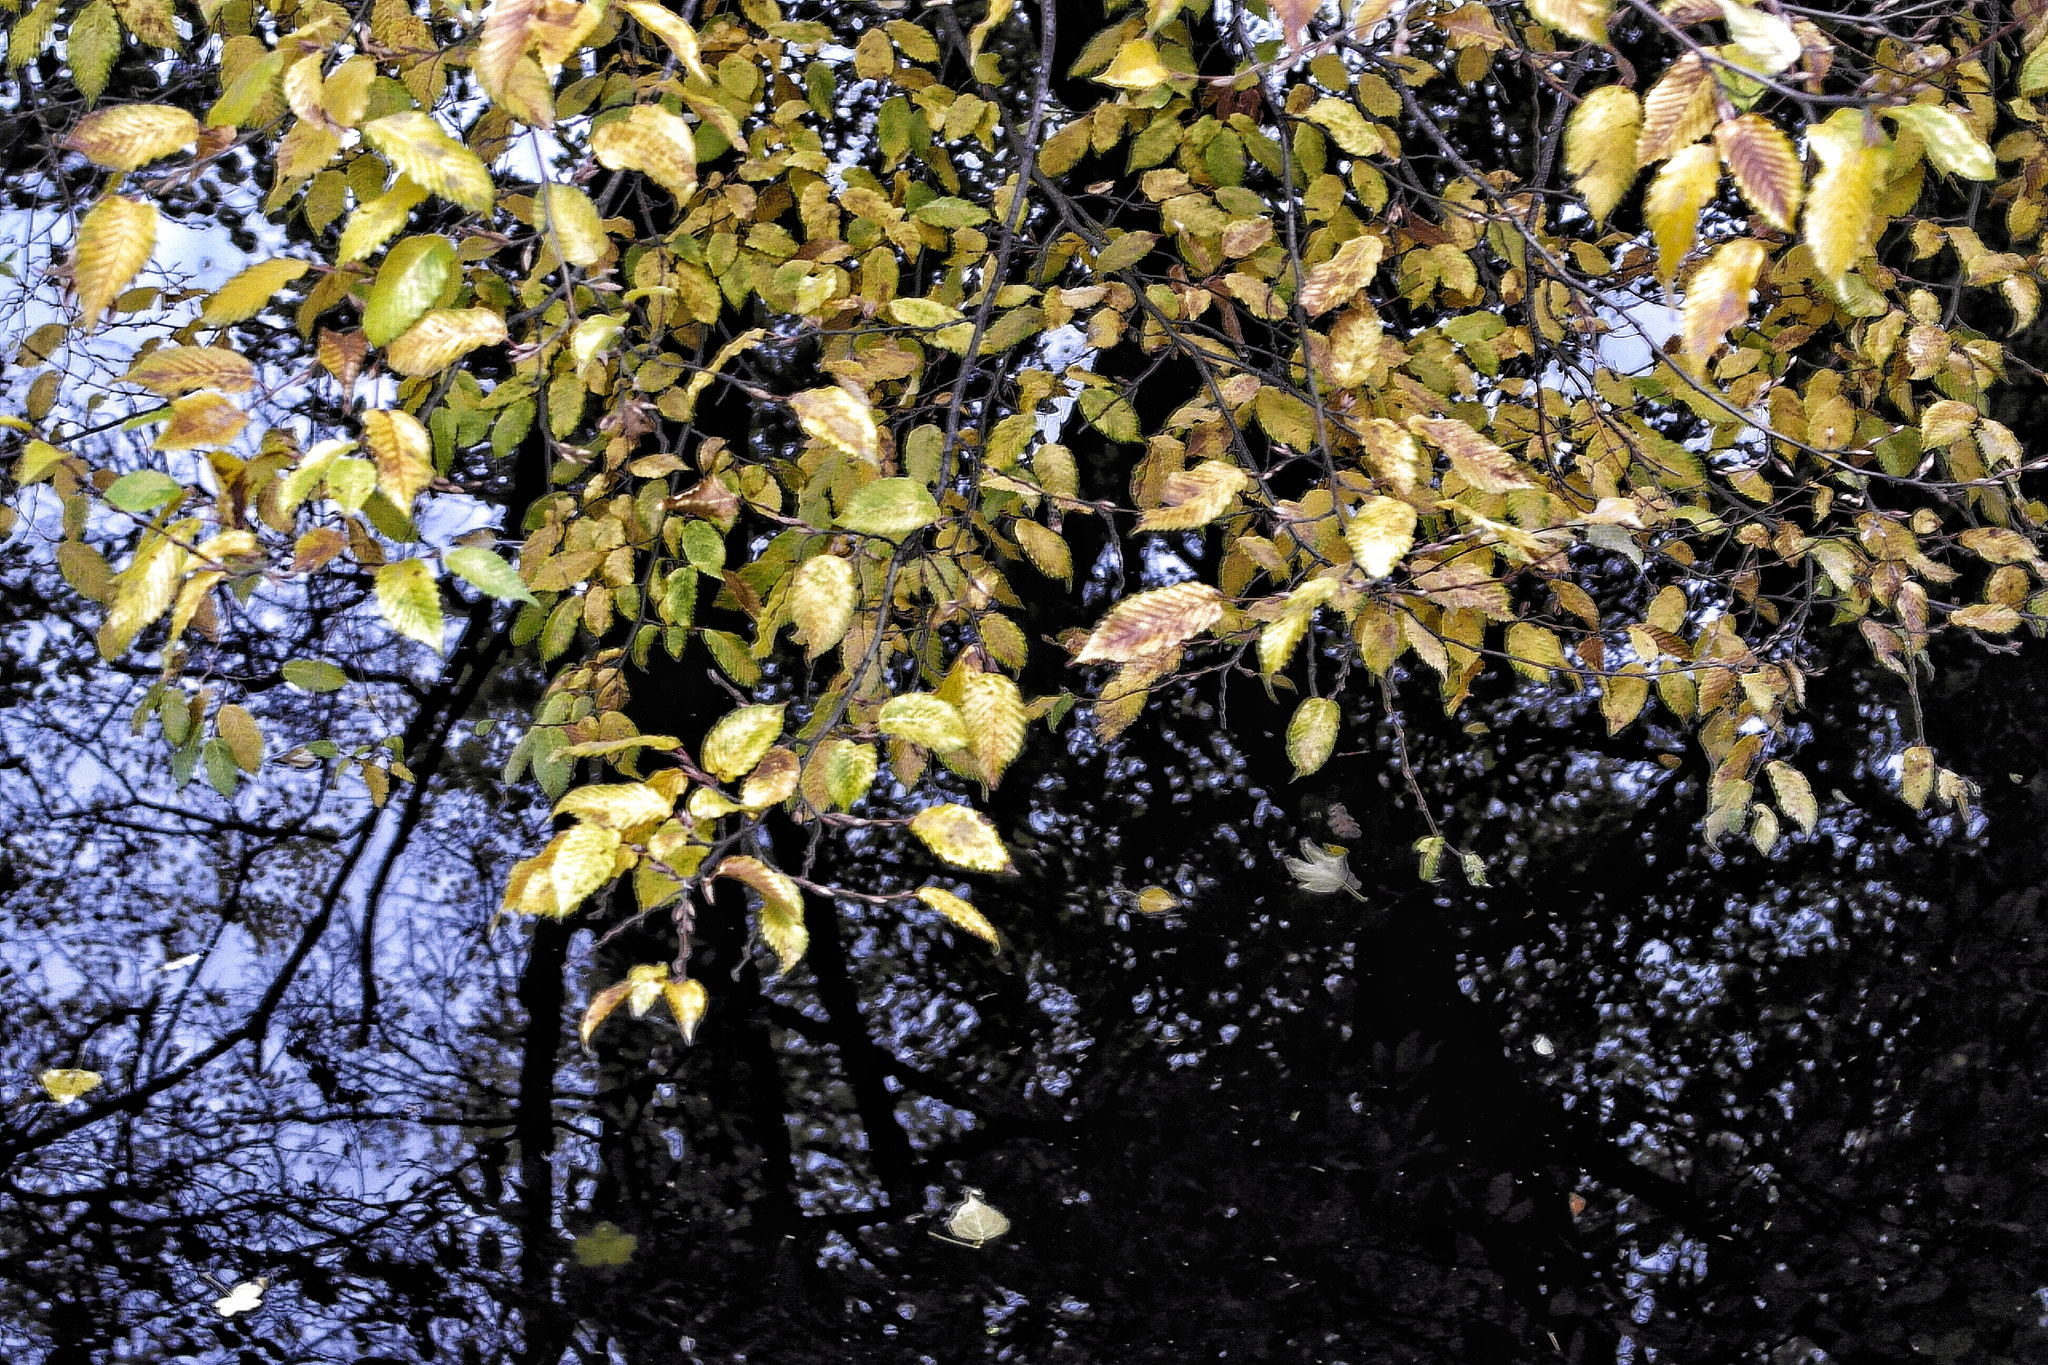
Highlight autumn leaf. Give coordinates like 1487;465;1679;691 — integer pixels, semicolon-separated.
1408;416;1532;493
1714;115;1803;233
1286;697;1340;777
72;194;156;332
1636;54;1715;166
1682;237;1768;357
361;112;495;213
916;886;1001;948
909;803;1013;873
1644;144;1719;283
63;103;197;170
789;387;879;463
1564;86;1642;223
1074;582;1225;663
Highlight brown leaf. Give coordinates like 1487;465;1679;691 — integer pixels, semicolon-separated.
1074;582;1225;664
1407;416;1533;493
1714;114;1803;233
1636;54;1715;166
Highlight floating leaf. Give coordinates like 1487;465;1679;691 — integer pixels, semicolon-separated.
40;1068;103;1104
1280;838;1363;898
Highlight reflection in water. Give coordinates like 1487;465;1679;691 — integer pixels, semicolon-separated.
5;567;2048;1362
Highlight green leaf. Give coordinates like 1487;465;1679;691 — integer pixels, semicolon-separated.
1092;231;1158;274
103;470;183;511
445;545;536;603
678;519;726;574
67;0;121;103
837;477;940;539
203;737;240;798
1078;387;1141;443
374;558;445;652
363;234;455;347
282;659;349;691
887;297;964;328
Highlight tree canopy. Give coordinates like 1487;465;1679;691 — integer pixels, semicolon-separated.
7;0;2048;1355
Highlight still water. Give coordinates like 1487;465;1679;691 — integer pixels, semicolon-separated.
4;634;2046;1364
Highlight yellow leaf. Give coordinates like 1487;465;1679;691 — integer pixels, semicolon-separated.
1136;885;1179;914
1298;235;1385;316
475;0;552;126
1681;237;1767;357
916;886;1001;948
374;558;445;652
1600;664;1650;733
99;521;185;658
742;746;801;808
1286;696;1340;777
155;391;248;451
788;386;878;463
619;0;710;82
1714;114;1802;233
216;703;264;771
1564;86;1641;223
1763;759;1818;834
1408;416;1532;493
1900;744;1935;810
592;104;698;203
790;554;856;657
1806;111;1887;283
812;738;878;810
1636;53;1715;166
1074;581;1224;663
72;194;156;332
1527;0;1609;44
664;978;708;1042
385;308;508;376
878;693;969;751
713;856;808;973
554;781;672;828
1014;520;1073;583
551;821;623;912
1134;459;1250;531
960;668;1026;785
1344;496;1417;577
361;112;495;214
362;408;434;511
536;182;608;266
40;1068;102;1104
123;345;255;396
1644;143;1718;284
1505;621;1564;680
63;103;198;170
1097;38;1174;89
1950;603;2020;633
909;803;1013;873
700;703;784;781
337;178;429;264
579;980;633;1048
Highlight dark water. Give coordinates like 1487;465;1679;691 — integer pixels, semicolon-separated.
5;613;2048;1364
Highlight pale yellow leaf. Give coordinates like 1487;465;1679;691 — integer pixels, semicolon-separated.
788;386;878;463
1644;143;1719;283
909;803;1013;873
592;104;698;202
1345;495;1417;577
1681;237;1767;357
700;703;784;781
1074;581;1224;663
63;103;198;171
73;194;157;332
916;885;1001;947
